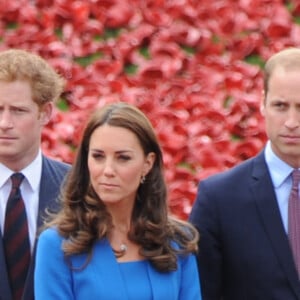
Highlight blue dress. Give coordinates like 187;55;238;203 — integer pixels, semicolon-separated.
34;228;202;299
119;260;152;300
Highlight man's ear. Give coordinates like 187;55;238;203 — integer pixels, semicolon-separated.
39;102;53;125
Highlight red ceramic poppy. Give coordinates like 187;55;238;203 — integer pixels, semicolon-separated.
1;0;299;218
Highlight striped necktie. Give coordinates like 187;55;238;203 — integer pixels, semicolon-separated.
3;173;30;300
288;169;300;278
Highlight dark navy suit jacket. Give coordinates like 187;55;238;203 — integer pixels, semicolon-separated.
0;156;70;300
189;150;300;300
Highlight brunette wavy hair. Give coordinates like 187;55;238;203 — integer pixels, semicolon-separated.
46;102;198;272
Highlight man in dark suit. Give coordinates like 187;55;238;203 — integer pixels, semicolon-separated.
0;49;70;300
189;47;300;300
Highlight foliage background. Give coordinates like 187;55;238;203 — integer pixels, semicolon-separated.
1;0;300;218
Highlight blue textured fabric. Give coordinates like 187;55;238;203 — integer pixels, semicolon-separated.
34;227;202;300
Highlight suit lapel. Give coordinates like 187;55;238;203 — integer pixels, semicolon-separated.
0;233;12;300
23;156;68;300
21;157;57;300
37;156;62;228
251;152;300;297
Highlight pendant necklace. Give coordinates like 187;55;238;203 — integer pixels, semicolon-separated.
113;243;128;258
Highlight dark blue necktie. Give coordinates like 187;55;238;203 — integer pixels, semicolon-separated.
3;173;30;300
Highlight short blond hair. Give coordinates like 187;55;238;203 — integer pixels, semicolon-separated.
264;47;300;97
0;49;65;106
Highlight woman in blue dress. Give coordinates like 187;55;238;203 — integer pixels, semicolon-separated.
34;102;202;300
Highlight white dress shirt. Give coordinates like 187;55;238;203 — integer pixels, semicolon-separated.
0;150;42;252
264;141;297;233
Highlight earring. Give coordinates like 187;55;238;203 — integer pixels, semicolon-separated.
140;175;146;184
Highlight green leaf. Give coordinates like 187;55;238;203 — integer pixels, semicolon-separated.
101;28;122;40
181;45;196;55
223;95;233;108
285;1;294;12
6;22;19;30
139;47;151;59
244;54;265;68
54;28;63;39
56;98;69;111
124;63;138;74
74;52;102;67
294;16;300;25
231;134;243;141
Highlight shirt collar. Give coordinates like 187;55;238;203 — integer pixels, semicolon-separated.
264;141;293;188
0;149;42;191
